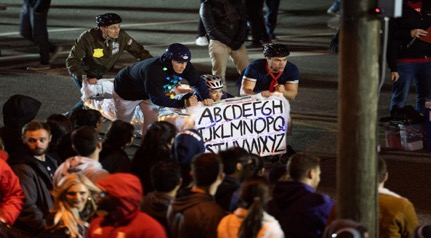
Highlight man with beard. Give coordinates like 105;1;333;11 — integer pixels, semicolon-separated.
66;13;152;114
8;121;59;236
239;43;300;157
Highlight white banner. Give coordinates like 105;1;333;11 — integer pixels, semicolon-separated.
187;94;290;156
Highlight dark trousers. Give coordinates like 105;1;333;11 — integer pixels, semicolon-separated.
244;0;269;44
197;0;206;37
264;0;280;39
71;75;84;111
19;3;53;64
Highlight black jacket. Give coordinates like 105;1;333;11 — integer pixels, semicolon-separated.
114;57;210;106
200;0;248;50
99;143;131;173
214;175;240;212
387;1;431;71
167;191;225;238
8;150;58;236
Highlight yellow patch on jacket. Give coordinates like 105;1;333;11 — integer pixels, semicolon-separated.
93;48;104;58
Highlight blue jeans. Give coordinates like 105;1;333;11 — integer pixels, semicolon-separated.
264;0;280;39
197;0;206;36
71;76;84;111
19;3;51;64
390;61;431;113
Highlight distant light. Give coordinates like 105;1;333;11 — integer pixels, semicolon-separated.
375;7;381;13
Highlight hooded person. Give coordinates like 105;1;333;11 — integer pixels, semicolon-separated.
0;94;41;154
88;173;166;238
167;153;225;238
171;129;205;189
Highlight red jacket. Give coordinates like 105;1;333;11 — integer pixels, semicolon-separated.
0;158;25;225
88;173;166;238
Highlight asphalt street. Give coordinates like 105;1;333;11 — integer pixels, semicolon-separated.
1;0;431;224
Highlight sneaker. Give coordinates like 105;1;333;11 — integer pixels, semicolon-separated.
49;45;63;63
270;36;279;43
327;8;340;16
327;0;340;15
262;38;272;44
195;36;209;46
62;111;70;118
27;63;51;71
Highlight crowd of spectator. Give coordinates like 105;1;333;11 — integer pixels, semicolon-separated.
0;97;426;237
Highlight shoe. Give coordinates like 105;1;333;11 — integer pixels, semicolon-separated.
49;45;63;63
327;0;340;15
327;8;340;16
195;36;209;46
262;38;272;44
270;37;279;43
27;63;51;71
62;111;70;118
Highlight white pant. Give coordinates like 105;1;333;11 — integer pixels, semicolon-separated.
113;91;160;136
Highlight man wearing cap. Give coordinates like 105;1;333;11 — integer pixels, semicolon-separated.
239;43;300;157
113;43;214;136
239;43;299;100
66;13;152;114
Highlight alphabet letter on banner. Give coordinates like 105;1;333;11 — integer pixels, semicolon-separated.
187;95;290;156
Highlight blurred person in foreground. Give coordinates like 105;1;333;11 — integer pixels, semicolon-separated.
217;178;284;238
88;173;166;238
167;153;225;238
267;153;334;238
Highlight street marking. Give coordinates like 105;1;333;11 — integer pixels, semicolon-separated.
0;47;330;64
0;20;199;37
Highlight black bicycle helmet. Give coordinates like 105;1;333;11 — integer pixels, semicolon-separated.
201;74;223;90
263;43;290;58
162;43;191;63
96;13;122;27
